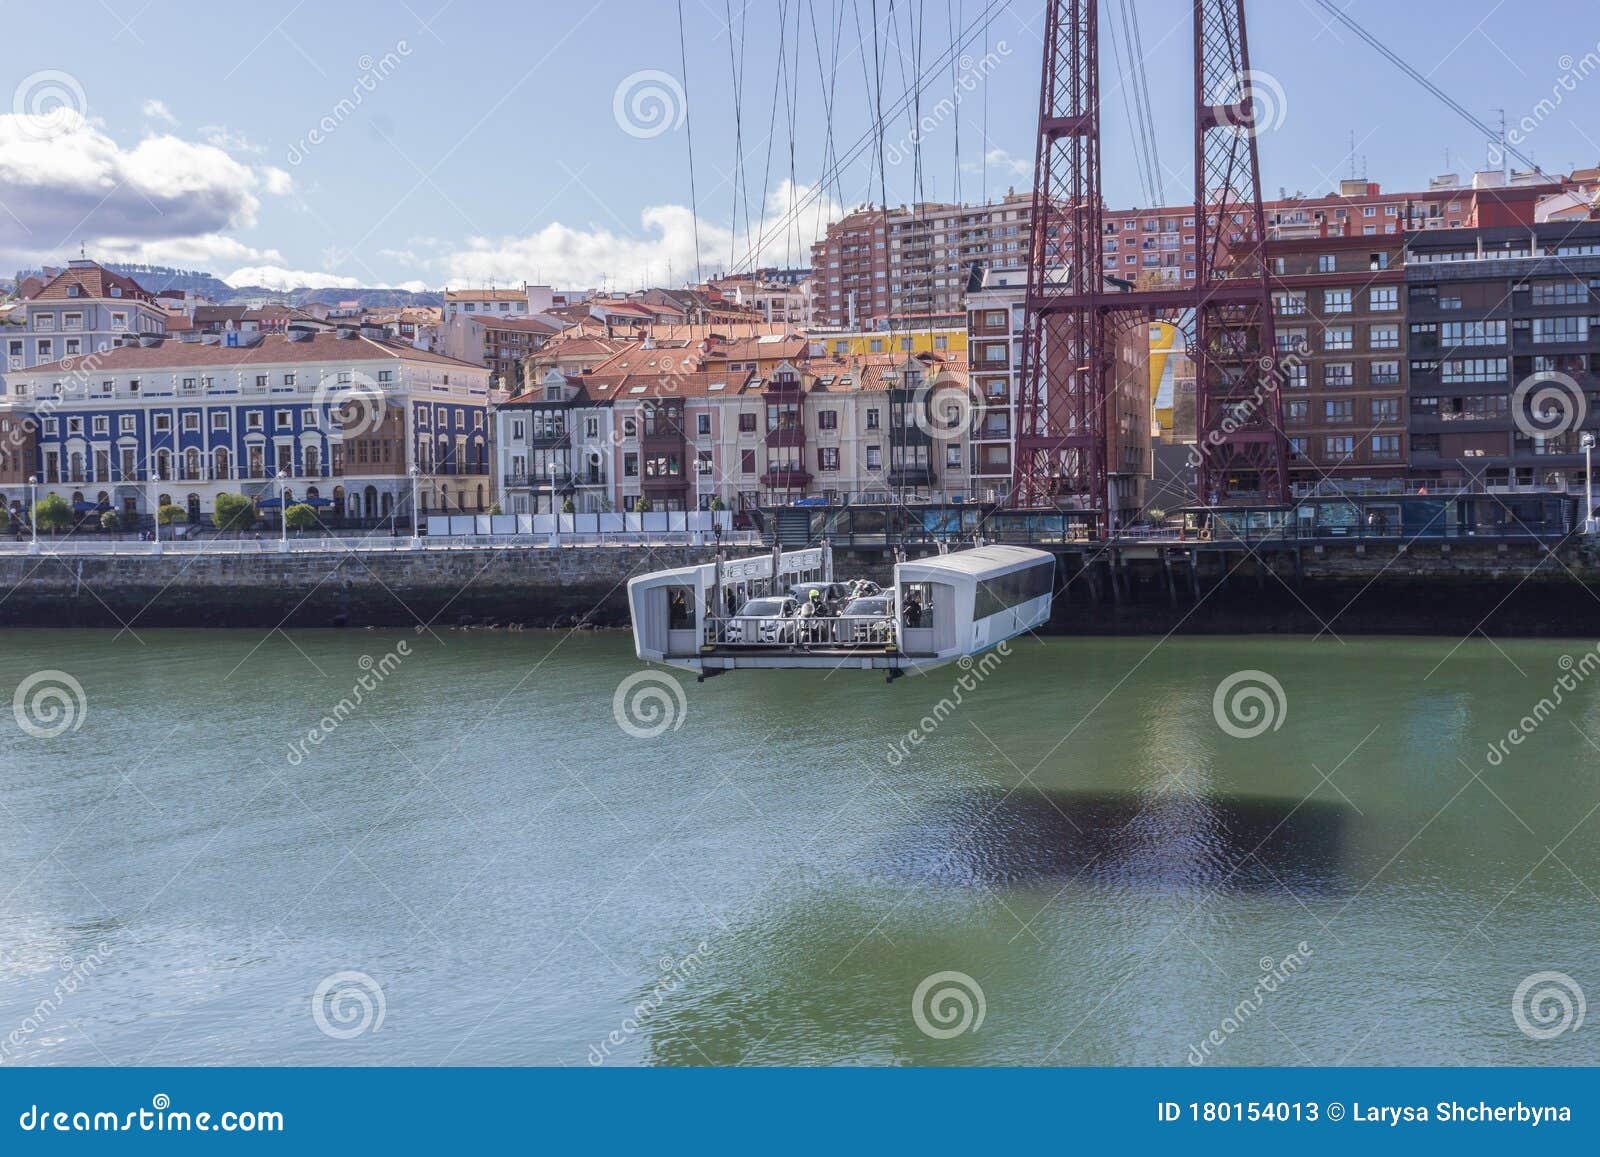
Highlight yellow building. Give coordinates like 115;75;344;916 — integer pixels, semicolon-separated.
1147;321;1179;436
811;328;968;358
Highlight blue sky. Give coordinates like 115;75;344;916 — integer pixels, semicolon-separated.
2;0;1596;292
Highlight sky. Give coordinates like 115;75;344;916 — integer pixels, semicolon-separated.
1;0;1598;293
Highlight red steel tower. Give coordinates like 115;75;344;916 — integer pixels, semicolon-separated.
1012;0;1287;525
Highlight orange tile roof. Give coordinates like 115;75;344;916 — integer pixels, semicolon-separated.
31;262;154;304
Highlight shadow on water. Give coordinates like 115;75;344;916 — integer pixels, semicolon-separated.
880;788;1352;895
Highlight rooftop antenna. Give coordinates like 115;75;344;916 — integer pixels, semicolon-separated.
1348;132;1356;180
1488;107;1507;176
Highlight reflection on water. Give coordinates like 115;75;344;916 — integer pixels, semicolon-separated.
884;789;1350;894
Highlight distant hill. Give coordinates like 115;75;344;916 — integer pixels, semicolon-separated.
10;264;441;308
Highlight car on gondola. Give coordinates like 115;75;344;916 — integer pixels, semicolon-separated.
727;595;799;643
839;595;896;642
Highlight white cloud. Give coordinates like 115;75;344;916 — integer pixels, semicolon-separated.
440;180;841;289
0;110;293;271
966;146;1032;178
141;99;178;126
261;166;294;196
198;125;266;155
96;234;284;269
224;266;432;293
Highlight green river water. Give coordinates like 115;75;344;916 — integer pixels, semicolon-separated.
1;629;1596;1066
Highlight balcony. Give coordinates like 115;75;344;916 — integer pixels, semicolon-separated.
888;465;937;487
503;466;573;489
759;465;812;489
641;472;688;492
765;425;805;449
527;428;570;450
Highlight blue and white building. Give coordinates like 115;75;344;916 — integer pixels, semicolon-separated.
0;324;492;525
1;260;169;400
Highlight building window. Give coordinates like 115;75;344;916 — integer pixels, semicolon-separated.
1369;287;1398;311
1369;324;1400;350
1370;361;1401;386
1324;399;1354;423
1324;327;1353;352
1324;435;1355;457
212;412;229;430
696;413;711;436
1324;289;1352;314
817;446;839;471
739;412;757;433
866;408;880;430
153;414;172;433
1440;320;1507;347
624;453;638;478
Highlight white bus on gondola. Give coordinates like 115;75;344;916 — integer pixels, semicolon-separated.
627;543;1054;679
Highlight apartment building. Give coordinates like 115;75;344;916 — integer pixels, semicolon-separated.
496;369;613;514
441;286;536;322
965;268;1026;502
808;193;1034;327
2;261;169;398
1405;222;1600;489
1267;234;1408;489
435;311;564;389
0;327;491;524
815;172;1589;327
964;266;1151;517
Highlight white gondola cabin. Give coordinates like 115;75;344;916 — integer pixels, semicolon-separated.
627;543;1054;678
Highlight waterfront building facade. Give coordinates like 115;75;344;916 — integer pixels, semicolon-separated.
1267;233;1409;490
1405;221;1600;490
0;327;491;524
2;261;168;399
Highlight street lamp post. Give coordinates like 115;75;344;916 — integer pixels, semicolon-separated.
276;469;289;552
694;457;713;545
27;474;39;555
547;461;561;547
1583;432;1597;535
408;466;422;549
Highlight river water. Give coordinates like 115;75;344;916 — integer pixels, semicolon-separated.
1;629;1596;1066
